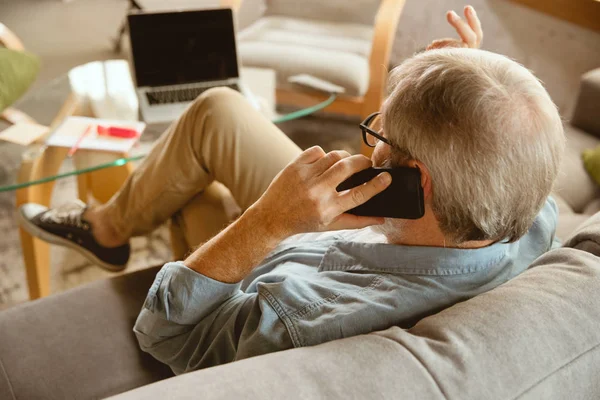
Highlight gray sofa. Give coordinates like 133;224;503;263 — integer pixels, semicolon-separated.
552;68;600;238
1;69;599;400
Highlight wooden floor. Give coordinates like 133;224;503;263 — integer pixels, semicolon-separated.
509;0;600;32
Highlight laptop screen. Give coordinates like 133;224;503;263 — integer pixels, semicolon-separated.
128;9;239;88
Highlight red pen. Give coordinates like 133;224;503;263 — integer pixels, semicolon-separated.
97;125;140;139
68;124;94;157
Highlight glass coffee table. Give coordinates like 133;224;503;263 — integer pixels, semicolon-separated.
1;74;184;301
1;66;333;300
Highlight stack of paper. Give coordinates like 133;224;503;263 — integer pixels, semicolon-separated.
46;116;146;153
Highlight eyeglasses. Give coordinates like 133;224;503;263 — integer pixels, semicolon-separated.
360;112;392;148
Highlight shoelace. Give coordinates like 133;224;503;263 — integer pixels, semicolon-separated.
40;200;90;230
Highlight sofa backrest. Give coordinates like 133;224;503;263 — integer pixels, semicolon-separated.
109;214;600;400
0;266;172;400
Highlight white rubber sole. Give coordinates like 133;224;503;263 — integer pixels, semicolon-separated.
18;209;127;272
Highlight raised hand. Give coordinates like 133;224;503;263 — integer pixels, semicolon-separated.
426;5;483;51
253;146;392;236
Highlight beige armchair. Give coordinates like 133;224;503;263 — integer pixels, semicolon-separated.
0;23;37;125
232;0;405;154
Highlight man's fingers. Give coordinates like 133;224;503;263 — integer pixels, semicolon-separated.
447;10;477;48
464;6;483;47
313;150;352;175
296;146;326;164
322;154;373;183
338;172;392;211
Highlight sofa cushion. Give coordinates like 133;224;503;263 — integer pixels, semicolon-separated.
552;192;574;215
584;198;600;215
239;16;372;96
393;247;600;399
0;48;39;113
556;213;591;242
571;68;600;139
0;266;172;400
551;192;592;240
554;125;600;212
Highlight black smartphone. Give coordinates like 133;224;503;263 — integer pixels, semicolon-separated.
336;167;425;219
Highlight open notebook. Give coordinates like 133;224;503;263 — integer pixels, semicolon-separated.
46;116;146;153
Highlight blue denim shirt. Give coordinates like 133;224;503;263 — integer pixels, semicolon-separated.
134;198;559;374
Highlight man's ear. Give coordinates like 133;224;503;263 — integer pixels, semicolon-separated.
407;159;432;200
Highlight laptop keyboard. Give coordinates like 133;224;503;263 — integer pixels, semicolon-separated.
146;83;240;105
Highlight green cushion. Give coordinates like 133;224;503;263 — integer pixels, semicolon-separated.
0;47;40;113
582;145;600;186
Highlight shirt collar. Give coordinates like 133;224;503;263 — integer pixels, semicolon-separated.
318;240;509;275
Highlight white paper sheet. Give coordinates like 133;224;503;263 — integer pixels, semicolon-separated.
0;123;49;146
45;116;146;153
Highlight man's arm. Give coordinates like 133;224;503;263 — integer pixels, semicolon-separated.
182;205;285;283
134;261;294;374
134;147;391;372
183;146;390;282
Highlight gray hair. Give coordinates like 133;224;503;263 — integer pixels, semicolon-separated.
383;49;565;243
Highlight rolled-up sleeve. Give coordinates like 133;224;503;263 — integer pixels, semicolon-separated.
133;262;293;374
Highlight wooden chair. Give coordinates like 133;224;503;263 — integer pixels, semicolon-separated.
112;1;403;155
228;0;406;155
0;23;37;125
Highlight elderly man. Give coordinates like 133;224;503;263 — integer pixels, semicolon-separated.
20;6;564;374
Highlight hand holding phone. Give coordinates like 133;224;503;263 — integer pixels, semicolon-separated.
336;167;425;219
253;147;395;236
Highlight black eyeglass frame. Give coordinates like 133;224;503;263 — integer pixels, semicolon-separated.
360;112;392;148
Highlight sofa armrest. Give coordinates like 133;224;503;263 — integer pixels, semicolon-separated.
0;266;172;400
571;68;600;138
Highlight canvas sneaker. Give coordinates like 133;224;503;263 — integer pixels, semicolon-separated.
18;201;130;272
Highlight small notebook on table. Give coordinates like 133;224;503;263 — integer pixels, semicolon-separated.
46;116;146;153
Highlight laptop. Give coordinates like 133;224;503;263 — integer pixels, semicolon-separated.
128;8;257;124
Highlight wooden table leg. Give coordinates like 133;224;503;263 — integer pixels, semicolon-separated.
15;94;79;300
17;229;51;299
16;146;70;300
16;157;52;299
73;150;134;204
15;91;136;300
88;163;133;204
77;173;90;203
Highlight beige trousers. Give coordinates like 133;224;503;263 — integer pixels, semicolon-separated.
102;88;302;259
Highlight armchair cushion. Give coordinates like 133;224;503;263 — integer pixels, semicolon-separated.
265;0;381;26
0;48;39;113
239;16;372;96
